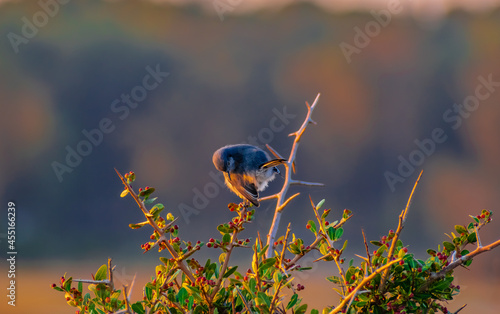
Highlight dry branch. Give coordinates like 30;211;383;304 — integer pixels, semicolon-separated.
378;170;423;292
265;93;323;257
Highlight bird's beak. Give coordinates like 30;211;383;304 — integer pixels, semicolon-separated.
276;168;284;179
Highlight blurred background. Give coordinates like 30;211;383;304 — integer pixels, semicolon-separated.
1;0;500;312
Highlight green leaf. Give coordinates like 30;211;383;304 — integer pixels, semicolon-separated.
131;302;145;314
311;310;319;314
273;271;283;285
149;203;164;218
288;243;301;255
95;264;107;281
257;292;271;307
295;304;308;314
296;266;312;271
427;249;436;256
83;293;90;304
327;227;335;241
249;278;257;293
286;294;298;310
467;232;477;243
184;284;201;297
223;266;238;278
370;241;384;247
431;277;453;292
217;224;230;234
307;220;317;234
222;233;231;244
177;287;188;304
376;244;388;255
321;209;331;220
214;262;220;279
341;240;348;252
470;215;480;223
145;285;153;301
454;225;467;235
144;197;158;205
326;276;342;284
334;227;344;241
316;199;325;209
188;295;194;310
63;277;72;292
443;241;455;251
78;281;83;293
139;187;155;198
120;189;129;197
261;258;276;271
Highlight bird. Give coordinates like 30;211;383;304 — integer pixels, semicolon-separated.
212;144;287;207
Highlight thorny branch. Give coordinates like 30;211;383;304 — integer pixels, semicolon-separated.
378;170;423;292
263;93;324;257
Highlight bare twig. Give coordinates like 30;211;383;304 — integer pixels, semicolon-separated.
108;258;114;292
378;170;423;292
361;229;372;270
265;93;323;257
453;304;467;314
121;285;132;314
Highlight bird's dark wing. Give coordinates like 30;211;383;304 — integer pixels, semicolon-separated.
226;172;260;207
259;159;287;169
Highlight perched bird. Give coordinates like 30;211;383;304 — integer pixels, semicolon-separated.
212;144;286;207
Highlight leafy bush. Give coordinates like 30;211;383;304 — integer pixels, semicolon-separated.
52;169;497;314
52;95;500;313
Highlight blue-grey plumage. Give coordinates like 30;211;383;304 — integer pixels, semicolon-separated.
212;144;286;207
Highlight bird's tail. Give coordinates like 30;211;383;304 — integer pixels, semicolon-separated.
260;159;287;169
